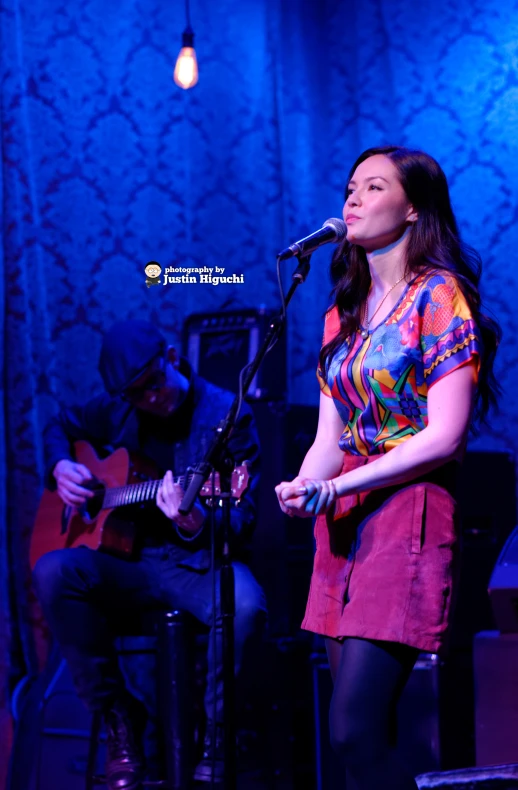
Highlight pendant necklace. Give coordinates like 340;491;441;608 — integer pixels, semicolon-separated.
359;274;406;340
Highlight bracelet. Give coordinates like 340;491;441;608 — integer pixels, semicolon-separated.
174;521;205;541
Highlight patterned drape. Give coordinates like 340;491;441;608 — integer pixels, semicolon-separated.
1;0;517;782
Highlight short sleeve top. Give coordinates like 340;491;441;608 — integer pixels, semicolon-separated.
317;270;481;456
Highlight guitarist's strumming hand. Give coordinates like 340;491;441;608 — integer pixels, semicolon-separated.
156;470;207;535
53;459;94;507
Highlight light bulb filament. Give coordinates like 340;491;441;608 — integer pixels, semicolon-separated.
174;46;198;89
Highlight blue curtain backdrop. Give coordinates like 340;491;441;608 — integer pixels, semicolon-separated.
1;0;517;779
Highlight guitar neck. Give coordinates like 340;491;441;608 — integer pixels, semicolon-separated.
102;474;188;510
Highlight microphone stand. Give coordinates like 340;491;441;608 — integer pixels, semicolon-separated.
179;252;313;790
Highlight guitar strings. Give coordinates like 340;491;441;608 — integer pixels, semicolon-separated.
91;473;194;508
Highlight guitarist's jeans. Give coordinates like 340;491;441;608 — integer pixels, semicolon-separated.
33;545;268;722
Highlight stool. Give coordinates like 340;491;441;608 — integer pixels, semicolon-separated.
85;609;191;790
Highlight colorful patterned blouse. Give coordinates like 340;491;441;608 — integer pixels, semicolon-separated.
318;271;481;456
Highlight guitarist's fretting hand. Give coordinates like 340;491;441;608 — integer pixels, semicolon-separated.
53;459;94;507
156;470;207;535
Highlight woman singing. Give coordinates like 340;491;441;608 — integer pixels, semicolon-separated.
275;146;500;790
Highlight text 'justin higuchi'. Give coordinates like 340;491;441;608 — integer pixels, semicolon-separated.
163;265;244;286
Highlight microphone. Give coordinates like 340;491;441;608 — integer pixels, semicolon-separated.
277;218;346;261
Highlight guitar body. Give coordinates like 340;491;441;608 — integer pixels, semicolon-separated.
30;441;134;569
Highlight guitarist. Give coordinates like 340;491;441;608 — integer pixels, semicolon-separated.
33;319;267;789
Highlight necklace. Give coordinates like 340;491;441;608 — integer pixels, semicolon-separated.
359;275;406;339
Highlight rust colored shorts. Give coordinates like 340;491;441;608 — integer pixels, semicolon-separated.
301;456;460;654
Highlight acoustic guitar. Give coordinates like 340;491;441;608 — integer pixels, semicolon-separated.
30;440;249;569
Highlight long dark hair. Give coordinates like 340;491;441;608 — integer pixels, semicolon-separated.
319;145;500;424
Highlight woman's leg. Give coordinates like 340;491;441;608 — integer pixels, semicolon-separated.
325;636;420;790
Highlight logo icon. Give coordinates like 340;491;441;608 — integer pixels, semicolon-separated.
144;261;162;288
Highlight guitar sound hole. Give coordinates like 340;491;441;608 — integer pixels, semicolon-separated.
81;482;105;522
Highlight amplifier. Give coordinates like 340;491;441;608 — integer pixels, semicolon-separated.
8;640;160;790
8;651;95;790
449;451;516;651
488;526;518;633
182;308;286;400
474;631;518;767
312;652;442;789
247;402;319;636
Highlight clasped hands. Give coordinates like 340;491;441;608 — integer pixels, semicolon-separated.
275;476;338;518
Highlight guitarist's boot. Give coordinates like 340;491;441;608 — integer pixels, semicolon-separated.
104;693;147;790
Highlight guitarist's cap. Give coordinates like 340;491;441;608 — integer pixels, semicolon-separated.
99;320;167;396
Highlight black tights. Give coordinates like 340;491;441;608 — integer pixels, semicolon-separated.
326;637;420;790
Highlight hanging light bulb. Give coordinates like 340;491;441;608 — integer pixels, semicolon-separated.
173;0;198;89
